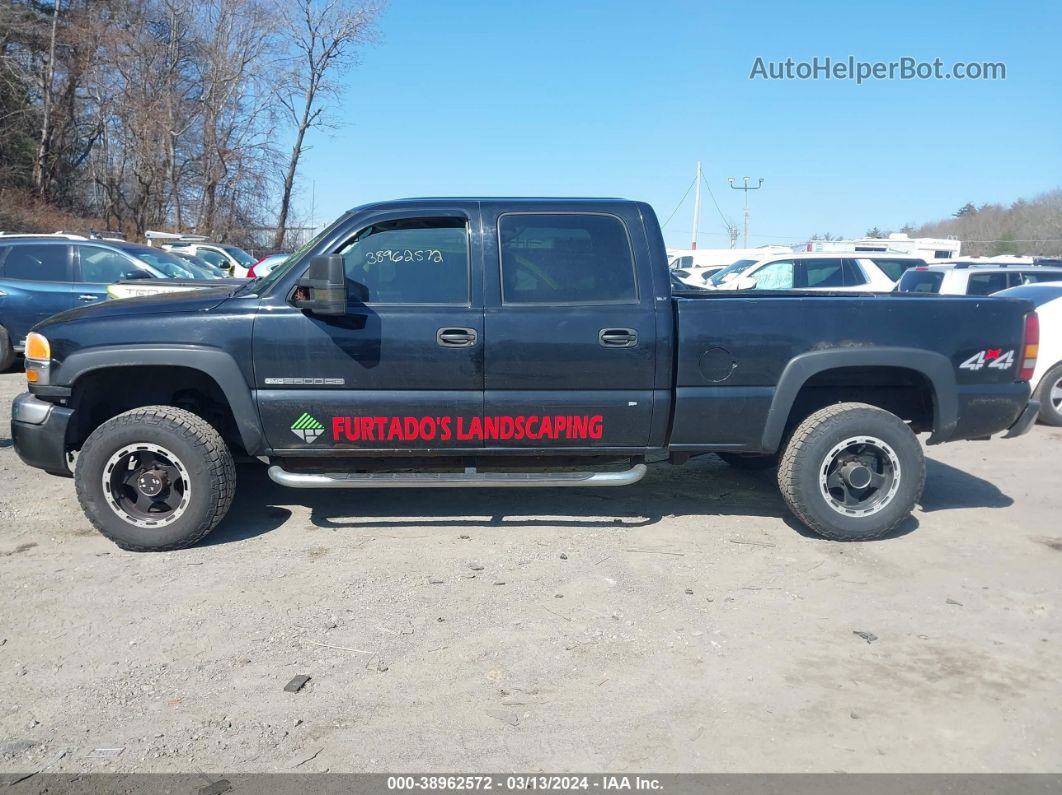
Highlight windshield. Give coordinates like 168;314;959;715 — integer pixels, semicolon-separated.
222;245;256;267
707;258;758;286
170;251;229;278
120;246;200;278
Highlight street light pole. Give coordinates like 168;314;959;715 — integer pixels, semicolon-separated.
690;161;702;250
727;176;764;248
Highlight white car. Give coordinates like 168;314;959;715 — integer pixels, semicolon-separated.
702;251;918;292
994;281;1062;426
669;246;790;288
161;242;258;278
897;262;1062;296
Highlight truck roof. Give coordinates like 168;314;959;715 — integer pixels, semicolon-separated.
348;197;635;212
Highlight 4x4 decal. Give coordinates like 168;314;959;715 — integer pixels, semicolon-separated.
290;412;325;443
959;348;1015;371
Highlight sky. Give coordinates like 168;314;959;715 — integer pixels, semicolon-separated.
292;0;1062;249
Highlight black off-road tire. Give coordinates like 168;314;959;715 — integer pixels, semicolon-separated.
1035;363;1062;426
75;406;236;551
0;326;16;372
716;452;778;470
777;402;925;541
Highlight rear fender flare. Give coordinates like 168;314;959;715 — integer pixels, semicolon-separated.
761;347;957;452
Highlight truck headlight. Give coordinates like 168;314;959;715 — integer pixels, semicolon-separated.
24;332;51;385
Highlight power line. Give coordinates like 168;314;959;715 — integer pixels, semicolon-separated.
700;171;732;229
661;176;697;229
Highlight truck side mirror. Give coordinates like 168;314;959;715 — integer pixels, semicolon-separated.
294;255;347;315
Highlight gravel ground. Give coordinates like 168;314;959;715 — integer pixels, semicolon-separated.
0;366;1060;774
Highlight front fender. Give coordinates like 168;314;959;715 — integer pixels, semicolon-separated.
56;345;266;456
761;347;958;452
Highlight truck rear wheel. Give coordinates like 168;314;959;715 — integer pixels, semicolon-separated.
777;402;924;541
75;406;236;551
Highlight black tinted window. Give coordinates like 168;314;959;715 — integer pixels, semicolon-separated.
843;259;868;286
801;258;844;288
967;272;1010;296
499;214;636;304
1021;270;1062;284
897;270;944;293
196;249;228;268
339;218;469;304
871;258;923;281
2;244;69;281
77;246;145;282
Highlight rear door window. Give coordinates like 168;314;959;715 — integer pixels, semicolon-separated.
1;244;70;281
800;258;844;288
966;272;1010;295
869;258;923;281
499;214;637;304
897;269;944;293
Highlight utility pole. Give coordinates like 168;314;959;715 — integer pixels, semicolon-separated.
728;176;764;248
690;161;702;250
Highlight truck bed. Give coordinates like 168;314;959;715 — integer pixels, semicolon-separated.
669;291;1033;452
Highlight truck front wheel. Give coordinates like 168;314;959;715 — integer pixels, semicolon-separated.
75;406;236;551
777;403;925;541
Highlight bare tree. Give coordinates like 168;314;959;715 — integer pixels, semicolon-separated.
271;0;380;249
30;0;59;194
195;0;278;237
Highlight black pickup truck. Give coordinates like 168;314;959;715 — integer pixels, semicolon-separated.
10;198;1040;550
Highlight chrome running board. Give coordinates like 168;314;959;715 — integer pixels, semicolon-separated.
267;464;647;489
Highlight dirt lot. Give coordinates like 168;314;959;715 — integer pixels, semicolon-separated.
1;366;1060;774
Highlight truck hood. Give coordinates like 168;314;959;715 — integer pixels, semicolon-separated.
40;286;235;327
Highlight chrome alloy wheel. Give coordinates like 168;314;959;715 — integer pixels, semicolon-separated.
819;435;901;517
102;443;191;528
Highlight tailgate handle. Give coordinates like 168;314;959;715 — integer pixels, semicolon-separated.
599;328;638;347
437;327;478;347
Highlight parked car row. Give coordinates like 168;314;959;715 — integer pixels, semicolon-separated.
0;232;246;369
667;247;1062;427
672;250;926;292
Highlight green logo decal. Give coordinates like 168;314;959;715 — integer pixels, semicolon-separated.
290;412;325;443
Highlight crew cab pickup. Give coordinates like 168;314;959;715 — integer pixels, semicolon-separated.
10;199;1041;551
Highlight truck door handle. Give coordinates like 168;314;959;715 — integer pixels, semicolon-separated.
599;328;638;347
437;327;478;347
78;294;99;301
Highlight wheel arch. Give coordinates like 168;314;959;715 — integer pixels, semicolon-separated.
59;346;265;455
761;347;957;453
